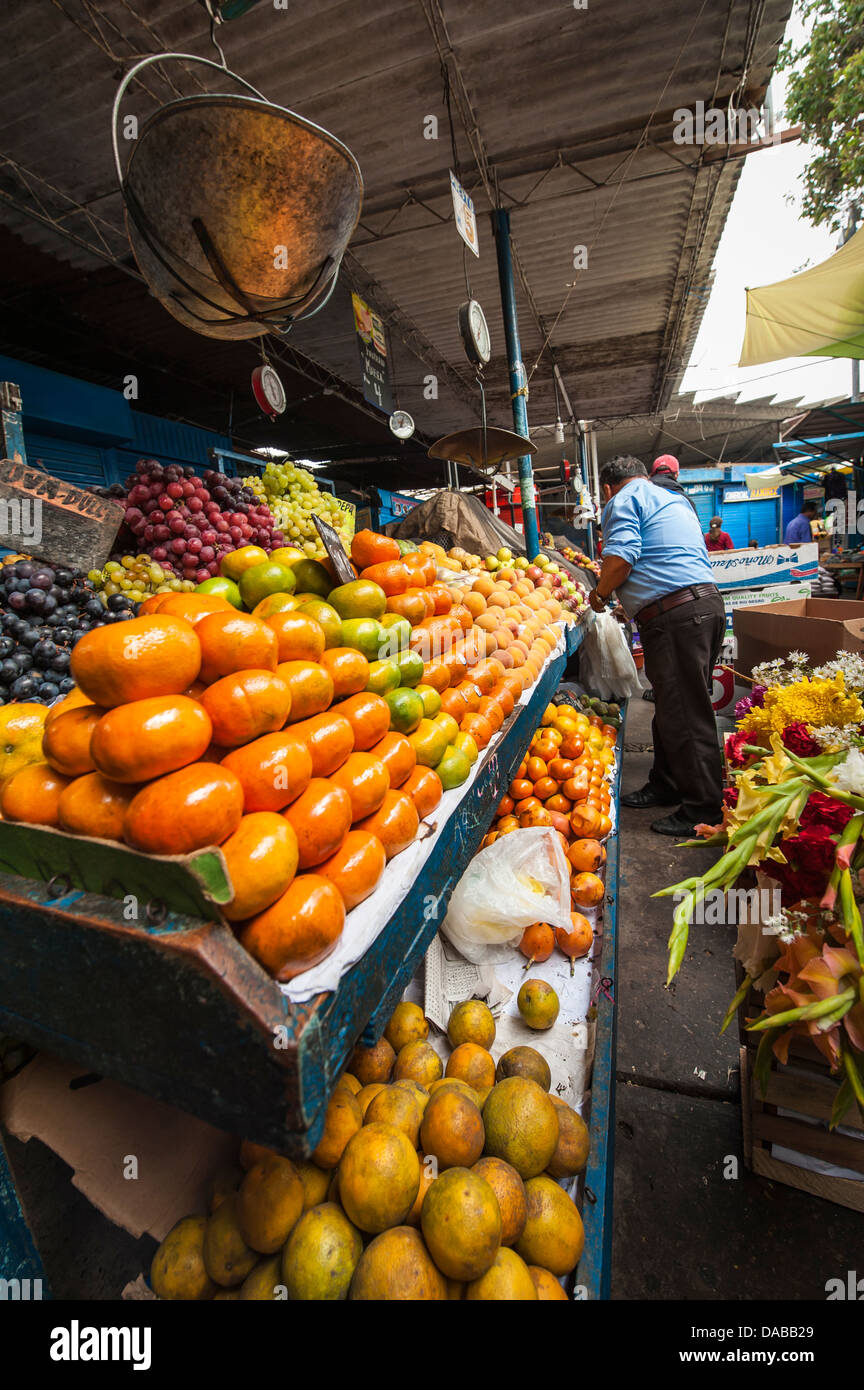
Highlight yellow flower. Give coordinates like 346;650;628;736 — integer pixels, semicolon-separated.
738;672;864;739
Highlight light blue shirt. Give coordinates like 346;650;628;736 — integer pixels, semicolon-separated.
601;477;714;616
784;514;813;545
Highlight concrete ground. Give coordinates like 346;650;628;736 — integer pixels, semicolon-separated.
4;691;864;1300
611;693;864;1300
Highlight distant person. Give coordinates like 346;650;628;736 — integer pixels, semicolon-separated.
748;538;759;549
784;501;819;545
650;455;698;515
704;516;734;551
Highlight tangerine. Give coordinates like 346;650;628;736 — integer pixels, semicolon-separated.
264;611;326;664
278;661;334;723
320;647;370;699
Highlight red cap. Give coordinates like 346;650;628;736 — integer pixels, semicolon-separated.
652;454;679;476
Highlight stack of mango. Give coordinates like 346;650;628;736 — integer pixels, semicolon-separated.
149;996;586;1300
0;531;565;984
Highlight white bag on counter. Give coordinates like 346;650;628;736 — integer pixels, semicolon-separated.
580;609;642;700
441;827;573;964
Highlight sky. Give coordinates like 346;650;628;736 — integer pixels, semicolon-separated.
679;8;857;410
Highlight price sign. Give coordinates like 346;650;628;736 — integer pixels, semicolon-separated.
313;514;355;584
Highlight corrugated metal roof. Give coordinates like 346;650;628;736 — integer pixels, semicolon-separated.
0;0;794;460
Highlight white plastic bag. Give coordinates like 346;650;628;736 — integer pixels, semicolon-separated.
441;827;573;964
580;609;642;700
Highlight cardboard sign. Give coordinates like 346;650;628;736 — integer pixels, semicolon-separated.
709;542;818;591
722;581;811;631
0;458;124;572
450;171;480;257
313;514;355;584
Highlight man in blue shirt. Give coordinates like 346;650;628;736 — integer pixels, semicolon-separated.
784;502;818;545
587;455;724;836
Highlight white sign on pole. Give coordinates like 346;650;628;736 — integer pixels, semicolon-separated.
450;171;480;257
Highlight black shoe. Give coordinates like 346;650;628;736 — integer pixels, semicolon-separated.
621;785;675;809
641;689;655;702
650;811;701;838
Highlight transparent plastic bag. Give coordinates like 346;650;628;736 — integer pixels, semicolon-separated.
440;827;573;964
580;609;642;700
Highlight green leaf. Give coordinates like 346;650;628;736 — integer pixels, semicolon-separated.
746;987;856;1033
842;1047;864;1124
720;977;753;1035
753;1032;774;1101
830;1075;854;1132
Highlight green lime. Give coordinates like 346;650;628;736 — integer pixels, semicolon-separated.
395;649;425;687
327;579;387;621
195;576;242;609
290;558;332;597
341;617;384;661
385;686;425;733
238;561;296;610
415;684;442;718
296;599;342;648
366;659;401;696
378;613;412;652
435;744;472;790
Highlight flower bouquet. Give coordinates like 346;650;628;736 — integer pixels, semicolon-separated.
657;650;864;1128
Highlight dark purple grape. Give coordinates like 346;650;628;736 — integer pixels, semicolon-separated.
40;594;57;615
46;613;65;627
10;673;38;699
37;681;60;700
19;628;40;648
8;591;27;611
85;598;104;620
0;659;18;683
12;650;32;672
54;627;74;645
53;569;74;589
0;636;13;657
0;685;9;704
30;569;54;589
107;594;133;612
33;639;58;662
25;590;46;613
58;676;75;693
15;562;34;579
50;651;70;673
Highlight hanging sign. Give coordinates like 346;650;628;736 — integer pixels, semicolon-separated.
450;171;480;258
351;293;393;414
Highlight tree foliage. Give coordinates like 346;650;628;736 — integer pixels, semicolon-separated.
778;0;864;232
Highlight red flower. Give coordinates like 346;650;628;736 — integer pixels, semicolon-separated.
800;792;855;832
781;722;822;757
726;731;755;768
723;787;739;809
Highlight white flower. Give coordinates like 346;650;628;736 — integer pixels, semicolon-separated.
830;746;864;796
788;650;809;665
812;724;859;752
812;651;864;693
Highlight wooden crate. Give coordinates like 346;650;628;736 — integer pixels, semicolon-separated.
0;458;124;572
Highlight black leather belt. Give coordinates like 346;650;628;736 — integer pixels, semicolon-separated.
635;583;719;626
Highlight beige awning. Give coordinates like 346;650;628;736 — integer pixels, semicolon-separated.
739;226;864;366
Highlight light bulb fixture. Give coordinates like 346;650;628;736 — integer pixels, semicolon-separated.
554;420;565;445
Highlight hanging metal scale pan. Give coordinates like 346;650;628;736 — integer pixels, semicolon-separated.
428;426;536;472
113;53;363;340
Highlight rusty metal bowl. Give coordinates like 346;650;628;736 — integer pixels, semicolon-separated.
113;54;363;339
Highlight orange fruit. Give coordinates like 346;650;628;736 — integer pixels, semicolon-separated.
439;688;468;722
420;659;451;693
57;772;135;841
195;611;278;683
220;732;313;812
446;1042;496;1091
569;803;604;839
356;789;419;859
124;763;244;853
70;615;201;707
42;704;103;777
570;871;605;908
555;912;593;963
43;687;92;728
283;778;352;868
1;763;71;826
562;774;589;804
476;697;504;733
351;530;401;569
239;873;346;981
289;711;355;777
220;812;300;921
320;647;370;699
137;594;168;615
157;593;235;625
201;670;292;747
461;713;493;750
371;731;416;788
567;838;606;873
359;560;410;596
331;752;390;821
450;603;473;632
408;718;449;769
317;829;387;910
278;661;334;723
386;590;429;627
402;766;443;818
90;695;212;783
338;692;390;752
264;612;326;664
457;682;481;714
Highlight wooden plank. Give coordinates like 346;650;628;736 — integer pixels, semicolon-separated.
0;458;123;571
763;1069;864;1133
575;710;624;1302
752;1149;864;1214
752;1112;864;1176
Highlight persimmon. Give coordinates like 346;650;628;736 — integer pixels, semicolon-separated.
1;763;71;826
497;795;515;817
555;914;593;974
239;873;346;981
264;611;326;664
519;922;554;969
359;561;410;596
320;647;370;699
221;812;300;921
351;529;401;569
357;789;419;860
331;752;390;822
386;589;430;627
156;593;234;625
402;766;443;818
532;777;560;801
57;772;135;841
125;763;244;853
91;695;212;783
509;779;533;801
318;829;387;910
289;711;354;778
476;697;504;732
548;758;575;782
284;778;352;869
562;775;589;803
278;661;334;723
44;686;92;728
221;732;313;812
526;756;547;782
201;670;292;747
339;692;391;752
71;614;201;708
195;611;278;683
571;871;605;908
371;731;416;788
42;704;102;778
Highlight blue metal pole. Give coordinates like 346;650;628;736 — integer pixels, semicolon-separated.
492;209;541;559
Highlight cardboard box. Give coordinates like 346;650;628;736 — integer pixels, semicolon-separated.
710;542;818;592
734;597;864;675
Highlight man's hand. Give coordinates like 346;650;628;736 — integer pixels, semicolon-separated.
588;588;606;613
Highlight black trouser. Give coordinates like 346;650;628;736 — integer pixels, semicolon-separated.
640;591;726;823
